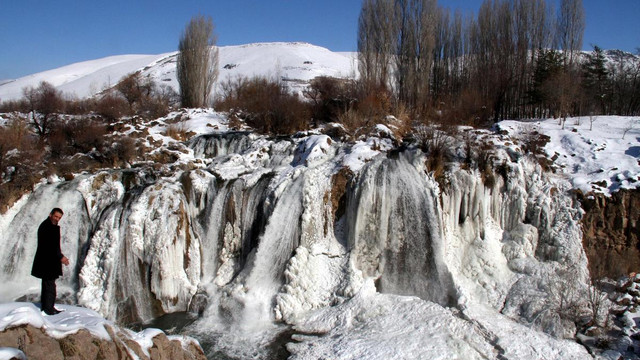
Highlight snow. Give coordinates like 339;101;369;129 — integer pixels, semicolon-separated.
0;302;201;357
0;54;171;101
0;42;357;102
500;116;640;196
342;137;393;171
287;279;591;359
0;303;111;340
0;347;25;360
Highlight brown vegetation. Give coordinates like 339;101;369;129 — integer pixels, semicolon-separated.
215;76;310;135
358;0;640;123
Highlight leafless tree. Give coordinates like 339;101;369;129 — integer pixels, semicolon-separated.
22;81;64;138
556;0;585;66
588;113;597;130
622;118;637;139
395;0;437;110
586;283;609;328
177;15;219;108
358;0;396;92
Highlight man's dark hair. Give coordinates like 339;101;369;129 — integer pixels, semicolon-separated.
50;208;64;215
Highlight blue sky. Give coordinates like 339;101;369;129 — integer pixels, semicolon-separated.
1;0;638;80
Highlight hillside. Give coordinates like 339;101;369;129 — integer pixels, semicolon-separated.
0;42;357;102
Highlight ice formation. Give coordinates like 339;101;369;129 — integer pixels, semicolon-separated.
0;114;600;358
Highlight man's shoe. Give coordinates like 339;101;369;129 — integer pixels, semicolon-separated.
43;309;61;315
53;307;64;313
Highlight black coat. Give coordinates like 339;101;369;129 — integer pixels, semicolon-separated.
31;218;64;280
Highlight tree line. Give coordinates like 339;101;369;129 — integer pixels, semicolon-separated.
358;0;640;124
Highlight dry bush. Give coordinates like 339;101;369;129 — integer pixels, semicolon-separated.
103;137;137;166
0;99;29;113
116;73;150;110
434;89;492;128
138;96;171;120
515;124;551;159
387;102;413;139
355;84;391;121
48;118;108;157
304;76;358;124
337;108;369;137
477;142;497;188
414;124;455;183
65;97;98;115
215;76;310;135
164;122;191;141
0;115;32;152
115;73;174;120
0;138;45;213
96;93;130;121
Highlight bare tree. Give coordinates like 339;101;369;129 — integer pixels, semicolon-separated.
556;0;585;66
358;0;396;92
622;118;637;139
395;0;437;110
22;81;64;138
177;15;219;108
588;113;597;131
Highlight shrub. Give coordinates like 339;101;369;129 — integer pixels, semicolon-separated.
414;124;455;183
337;108;369;137
103;137;137;166
304;76;358;124
215;76;310;135
0;99;29;113
356;84;392;121
96;93;130;121
115;73;173;119
64;97;97;115
164;122;191;141
48;118;108;156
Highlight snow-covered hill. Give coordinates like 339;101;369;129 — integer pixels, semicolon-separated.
0;42;357;102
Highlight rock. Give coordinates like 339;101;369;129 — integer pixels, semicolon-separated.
577;188;640;279
0;323;206;360
147;333;206;360
0;325;63;360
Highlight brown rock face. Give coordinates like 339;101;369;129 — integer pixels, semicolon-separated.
0;324;206;360
578;188;640;279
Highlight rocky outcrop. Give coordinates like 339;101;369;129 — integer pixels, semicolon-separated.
0;324;206;360
578;188;640;279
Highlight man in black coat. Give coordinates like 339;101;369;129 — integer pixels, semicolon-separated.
31;208;70;315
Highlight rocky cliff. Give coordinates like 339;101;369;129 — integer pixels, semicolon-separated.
578;188;640;279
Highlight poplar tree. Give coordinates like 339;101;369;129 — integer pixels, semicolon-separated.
177;15;219;108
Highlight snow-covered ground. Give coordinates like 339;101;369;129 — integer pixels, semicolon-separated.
500;116;640;196
0;302;200;359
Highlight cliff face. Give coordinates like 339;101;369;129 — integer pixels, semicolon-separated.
578;188;640;279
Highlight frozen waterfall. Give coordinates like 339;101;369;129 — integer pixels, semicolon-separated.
0;129;592;358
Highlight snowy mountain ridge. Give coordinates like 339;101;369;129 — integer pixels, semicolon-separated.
0;42;357;102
